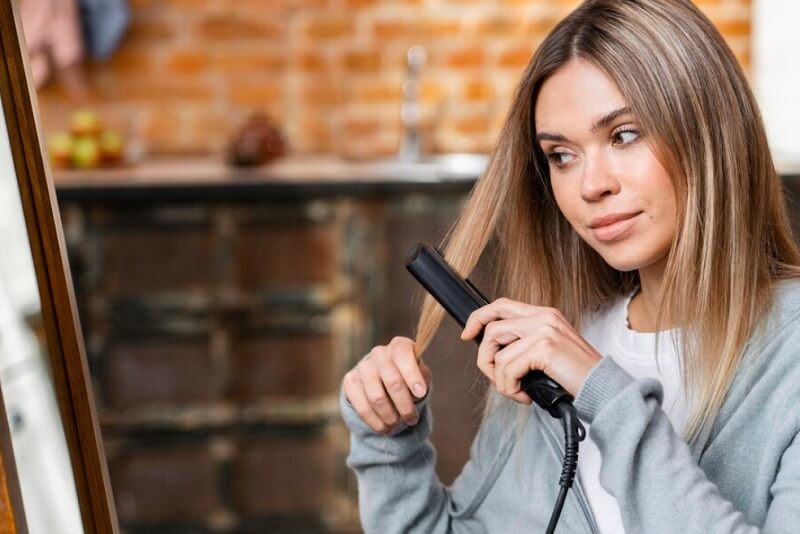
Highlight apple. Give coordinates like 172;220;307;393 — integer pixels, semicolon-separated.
47;132;73;169
70;136;101;169
99;130;125;165
70;109;102;137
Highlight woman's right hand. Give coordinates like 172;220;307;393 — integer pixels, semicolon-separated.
343;336;433;434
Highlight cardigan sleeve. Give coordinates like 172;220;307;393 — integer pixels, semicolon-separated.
574;356;800;533
339;382;515;533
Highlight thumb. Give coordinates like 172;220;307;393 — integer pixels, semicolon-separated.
419;361;433;389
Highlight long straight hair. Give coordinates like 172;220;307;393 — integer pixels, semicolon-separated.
412;0;800;445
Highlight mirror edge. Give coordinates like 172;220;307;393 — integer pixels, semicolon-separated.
0;1;118;532
0;384;28;533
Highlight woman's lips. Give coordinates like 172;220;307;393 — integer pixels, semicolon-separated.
591;212;641;242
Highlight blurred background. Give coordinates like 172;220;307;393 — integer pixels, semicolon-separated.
6;0;798;533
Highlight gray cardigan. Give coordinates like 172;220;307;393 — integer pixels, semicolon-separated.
340;278;800;533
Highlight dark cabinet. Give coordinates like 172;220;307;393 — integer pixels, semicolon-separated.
58;179;485;533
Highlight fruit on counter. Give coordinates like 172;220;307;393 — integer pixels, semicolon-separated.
227;111;287;167
70;136;101;169
69;108;102;137
99;130;124;165
47;132;73;169
47;108;129;169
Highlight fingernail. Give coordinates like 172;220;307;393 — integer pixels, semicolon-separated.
413;382;427;397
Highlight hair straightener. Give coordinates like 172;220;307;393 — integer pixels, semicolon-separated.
405;242;586;534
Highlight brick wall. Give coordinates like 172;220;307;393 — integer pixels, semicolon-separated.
36;0;752;159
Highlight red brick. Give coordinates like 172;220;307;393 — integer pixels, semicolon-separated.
419;18;461;39
105;50;155;73
184;110;241;152
290;0;330;8
294;116;333;151
521;14;562;34
342;117;382;137
196;14;284;40
352;80;401;103
735;49;751;69
99;226;216;294
498;44;535;69
462;79;494;102
100;77;214;103
303;17;355;40
105;338;219;409
454;114;491;136
234;221;338;290
109;445;219;523
126;18;175;44
372;19;413;41
474;14;517;36
130;0;209;7
293;50;328;72
445;47;485;69
165;50;210;74
717;19;751;37
228;82;284;107
340;50;382;73
299;82;344;107
420;80;445;103
230;333;336;401
211;51;287;73
230;435;336;515
139;108;185;154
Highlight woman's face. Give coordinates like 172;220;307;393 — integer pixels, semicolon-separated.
534;58;677;273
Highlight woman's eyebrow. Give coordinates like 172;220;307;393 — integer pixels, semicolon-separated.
536;106;632;143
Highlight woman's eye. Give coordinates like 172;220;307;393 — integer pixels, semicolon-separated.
612;128;640;146
546;151;573;167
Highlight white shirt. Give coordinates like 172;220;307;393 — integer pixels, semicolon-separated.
578;290;690;533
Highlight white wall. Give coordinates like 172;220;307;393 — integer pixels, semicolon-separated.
753;0;800;164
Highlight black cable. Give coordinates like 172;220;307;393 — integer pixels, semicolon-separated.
545;401;586;534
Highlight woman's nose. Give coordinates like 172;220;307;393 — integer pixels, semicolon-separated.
580;152;621;201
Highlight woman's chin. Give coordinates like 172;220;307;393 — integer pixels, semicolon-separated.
599;254;648;273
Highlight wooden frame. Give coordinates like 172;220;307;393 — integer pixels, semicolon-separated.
0;0;117;532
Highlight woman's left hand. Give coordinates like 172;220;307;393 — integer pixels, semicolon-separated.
461;297;604;404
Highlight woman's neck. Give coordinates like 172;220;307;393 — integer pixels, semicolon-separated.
627;258;669;332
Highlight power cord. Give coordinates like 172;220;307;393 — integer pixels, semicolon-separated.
545;401;586;534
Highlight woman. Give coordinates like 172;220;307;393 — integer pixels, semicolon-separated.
340;0;800;532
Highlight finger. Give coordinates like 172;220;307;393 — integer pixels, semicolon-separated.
389;335;416;348
392;344;429;400
344;371;391;433
475;318;527;380
378;357;419;425
501;337;545;399
358;357;401;427
461;297;537;341
476;328;501;381
494;337;531;396
419;361;433;386
492;340;519;396
510;390;533;405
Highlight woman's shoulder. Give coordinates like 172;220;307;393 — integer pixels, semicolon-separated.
745;277;800;365
764;277;800;329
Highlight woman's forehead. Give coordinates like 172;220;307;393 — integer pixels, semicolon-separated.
534;60;629;134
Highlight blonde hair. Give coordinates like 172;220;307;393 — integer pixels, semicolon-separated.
412;0;800;445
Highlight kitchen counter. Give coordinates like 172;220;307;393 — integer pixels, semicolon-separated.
52;155;484;203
